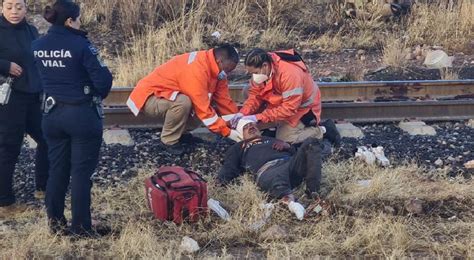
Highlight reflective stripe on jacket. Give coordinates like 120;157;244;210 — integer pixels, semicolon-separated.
127;49;238;136
240;49;321;127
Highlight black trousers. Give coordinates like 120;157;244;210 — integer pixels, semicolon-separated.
258;138;322;198
288;138;322;193
0;90;49;207
43;103;102;234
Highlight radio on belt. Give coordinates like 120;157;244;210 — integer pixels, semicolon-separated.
0;77;13;105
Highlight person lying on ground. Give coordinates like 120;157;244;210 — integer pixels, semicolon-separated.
216;119;323;219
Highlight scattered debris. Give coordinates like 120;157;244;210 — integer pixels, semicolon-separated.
208;198;231;221
305;198;331;218
288;201;305;221
211;31;221;39
404;198;424;215
355;146;376;165
435;158;444;167
370;146;390;167
357;179;372;188
424;50;454;69
180;236;200;254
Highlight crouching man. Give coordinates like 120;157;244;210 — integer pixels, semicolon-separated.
217;119;322;219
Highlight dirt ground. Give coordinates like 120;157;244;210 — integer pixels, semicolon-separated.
1;160;472;259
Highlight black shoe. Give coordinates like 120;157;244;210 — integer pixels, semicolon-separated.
320;119;341;147
69;227;112;240
179;133;203;144
158;141;185;156
49;218;69;236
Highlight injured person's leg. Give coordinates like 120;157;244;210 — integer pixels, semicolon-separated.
287;138;322;197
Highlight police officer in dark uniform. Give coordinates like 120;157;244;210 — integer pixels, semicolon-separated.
0;0;49;216
32;0;112;236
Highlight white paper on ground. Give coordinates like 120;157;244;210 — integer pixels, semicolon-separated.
180;236;200;253
208;198;231;221
288;201;305;220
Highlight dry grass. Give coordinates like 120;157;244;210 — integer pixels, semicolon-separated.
406;1;474;53
1;160;473;258
382;36;409;68
309;32;344;53
440;68;460;80
28;0;474;83
114;3;209;86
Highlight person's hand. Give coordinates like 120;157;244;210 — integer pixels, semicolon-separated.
227;129;243;142
230;113;243;128
241;115;257;122
9;62;23;77
288;201;305;220
272;140;290;151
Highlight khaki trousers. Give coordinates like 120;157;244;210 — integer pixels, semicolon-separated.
258;121;323;144
143;94;202;145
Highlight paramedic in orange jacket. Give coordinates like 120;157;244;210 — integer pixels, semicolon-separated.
127;44;241;155
231;48;324;144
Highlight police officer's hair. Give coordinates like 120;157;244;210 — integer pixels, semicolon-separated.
1;0;26;5
44;0;80;26
244;48;272;68
214;44;239;64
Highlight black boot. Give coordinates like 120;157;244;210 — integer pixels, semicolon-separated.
320;119;341;147
158;141;184;156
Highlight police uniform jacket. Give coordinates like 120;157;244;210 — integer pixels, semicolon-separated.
31;25;112;103
0;16;41;93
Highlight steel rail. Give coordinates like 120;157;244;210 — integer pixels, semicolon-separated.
104;79;474;106
103;99;474;128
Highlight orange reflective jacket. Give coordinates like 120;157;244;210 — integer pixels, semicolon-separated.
127;49;238;137
240;49;321;127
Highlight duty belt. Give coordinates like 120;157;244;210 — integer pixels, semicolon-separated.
255;157;290;183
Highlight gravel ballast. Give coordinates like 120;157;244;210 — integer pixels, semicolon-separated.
12;121;473;204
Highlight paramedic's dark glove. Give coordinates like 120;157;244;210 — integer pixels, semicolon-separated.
272;140;291;151
320;119;341;147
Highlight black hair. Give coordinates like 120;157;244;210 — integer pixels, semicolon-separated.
244;48;272;68
214;43;239;64
1;0;26;5
43;0;80;26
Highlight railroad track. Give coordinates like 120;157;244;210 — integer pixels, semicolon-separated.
103;80;474;128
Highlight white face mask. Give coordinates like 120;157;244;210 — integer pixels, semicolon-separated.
252;73;269;84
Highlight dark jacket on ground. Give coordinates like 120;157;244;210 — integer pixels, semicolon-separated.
0;16;41;93
218;136;296;197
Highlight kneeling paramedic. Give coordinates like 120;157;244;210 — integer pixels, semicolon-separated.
231;48;340;146
32;0;113;236
127;44;241;155
217;119;323;219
